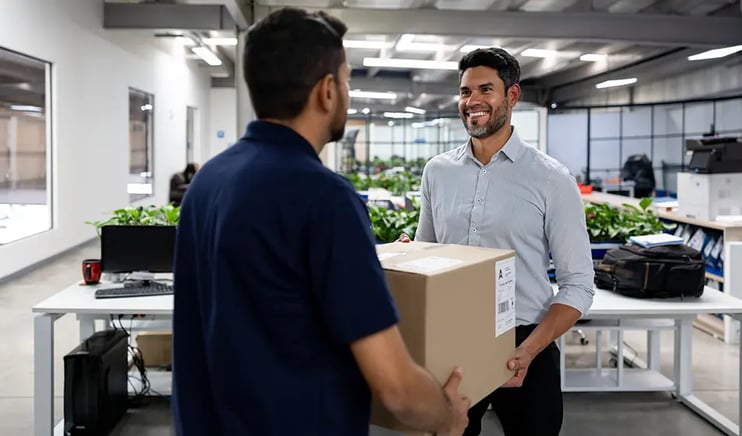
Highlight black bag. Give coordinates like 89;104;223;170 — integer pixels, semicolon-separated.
594;243;706;299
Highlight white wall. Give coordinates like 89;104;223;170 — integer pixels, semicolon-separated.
209;87;238;158
0;0;211;280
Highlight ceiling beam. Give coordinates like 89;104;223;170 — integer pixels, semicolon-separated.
255;6;742;47
548;47;721;103
104;3;236;30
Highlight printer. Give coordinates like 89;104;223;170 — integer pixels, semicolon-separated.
686;136;742;173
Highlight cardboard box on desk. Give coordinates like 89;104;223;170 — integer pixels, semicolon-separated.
135;331;172;368
371;242;517;435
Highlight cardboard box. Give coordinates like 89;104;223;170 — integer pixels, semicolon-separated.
371;242;516;435
135;331;172;368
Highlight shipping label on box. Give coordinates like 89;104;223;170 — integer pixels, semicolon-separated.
495;257;516;337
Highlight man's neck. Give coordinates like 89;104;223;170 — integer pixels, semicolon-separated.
470;125;513;166
261;117;326;154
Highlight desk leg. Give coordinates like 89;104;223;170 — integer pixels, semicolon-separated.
647;329;661;371
675;318;693;397
77;314;96;340
34;313;62;436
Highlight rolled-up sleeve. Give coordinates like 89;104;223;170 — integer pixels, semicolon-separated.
414;162;437;243
544;170;595;317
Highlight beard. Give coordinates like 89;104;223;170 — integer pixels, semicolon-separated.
461;99;509;139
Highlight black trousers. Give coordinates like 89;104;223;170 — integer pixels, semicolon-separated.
463;325;563;436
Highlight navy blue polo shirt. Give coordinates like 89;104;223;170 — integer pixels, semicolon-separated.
171;120;399;436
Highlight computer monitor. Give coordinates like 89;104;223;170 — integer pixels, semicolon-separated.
101;225;176;274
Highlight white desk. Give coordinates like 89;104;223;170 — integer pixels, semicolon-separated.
32;281;173;436
557;284;742;436
33;282;742;436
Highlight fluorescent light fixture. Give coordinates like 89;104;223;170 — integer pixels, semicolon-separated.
361;107;371;114
384;112;414;119
595;77;638;89
460;44;491;53
580;53;607;62
404;106;426;114
343;40;391;49
363;57;458;70
140;104;153;111
176;36;195;46
396;34;444;52
203;37;238;46
522;48;577;59
347;108;358;115
411;122;426;128
349;90;398;100
387;120;395;126
9;105;42;112
688;45;742;61
192;46;222;66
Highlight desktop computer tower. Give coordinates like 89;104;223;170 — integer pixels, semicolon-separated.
63;329;129;435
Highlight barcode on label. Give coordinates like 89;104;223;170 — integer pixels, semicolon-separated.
498;301;509;314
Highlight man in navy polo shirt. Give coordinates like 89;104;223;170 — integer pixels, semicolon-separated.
171;7;470;436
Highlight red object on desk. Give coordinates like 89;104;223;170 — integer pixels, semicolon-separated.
577;183;593;194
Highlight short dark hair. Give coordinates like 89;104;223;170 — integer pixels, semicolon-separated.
458;48;520;90
243;8;348;120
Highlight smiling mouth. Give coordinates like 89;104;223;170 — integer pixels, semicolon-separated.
467;110;490;122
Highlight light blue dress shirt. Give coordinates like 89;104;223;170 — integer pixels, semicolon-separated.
415;127;595;326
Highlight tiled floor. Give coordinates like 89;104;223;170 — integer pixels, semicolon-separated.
1;239;736;435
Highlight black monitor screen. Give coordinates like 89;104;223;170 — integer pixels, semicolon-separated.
101;225;176;273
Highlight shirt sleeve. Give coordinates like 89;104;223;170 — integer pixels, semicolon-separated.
309;180;400;344
544;170;595;317
414;161;437;243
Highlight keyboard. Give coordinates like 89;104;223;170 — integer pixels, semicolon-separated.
95;283;174;299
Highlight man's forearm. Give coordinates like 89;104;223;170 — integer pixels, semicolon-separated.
392;365;453;433
519;303;581;357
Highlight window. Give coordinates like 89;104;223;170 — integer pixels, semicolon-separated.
0;48;51;245
128;88;154;201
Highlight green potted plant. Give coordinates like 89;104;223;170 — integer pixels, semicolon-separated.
86;204;180;237
585;197;676;261
368;202;420;243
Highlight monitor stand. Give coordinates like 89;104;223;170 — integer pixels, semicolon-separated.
123;271;169;288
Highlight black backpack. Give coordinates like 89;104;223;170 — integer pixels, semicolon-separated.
594;243;706;299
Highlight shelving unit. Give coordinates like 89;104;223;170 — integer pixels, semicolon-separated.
583;192;742;343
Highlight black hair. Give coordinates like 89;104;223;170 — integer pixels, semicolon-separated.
184;163;198;183
243;8;348;120
458;47;521;90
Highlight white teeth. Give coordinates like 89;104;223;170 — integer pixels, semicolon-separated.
469;111;487;117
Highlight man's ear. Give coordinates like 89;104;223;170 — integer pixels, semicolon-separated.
316;73;335;114
507;83;522;107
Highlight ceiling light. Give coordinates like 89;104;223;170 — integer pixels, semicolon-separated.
404;106;426;114
192;46;222;66
460;44;491;53
688;45;742;61
343;40;391;49
384;112;414;119
595;77;638;89
203;37;238;46
9;105;42;112
580;53;607;62
363;57;458;70
347;108;358;114
350;90;398;100
522;48;577;59
140;104;153;111
176;36;195;46
361;107;371;114
396;34;444;52
411;122;426;128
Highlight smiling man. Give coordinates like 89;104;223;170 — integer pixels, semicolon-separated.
413;48;595;435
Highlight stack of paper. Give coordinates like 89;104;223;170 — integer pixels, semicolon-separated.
629;233;685;248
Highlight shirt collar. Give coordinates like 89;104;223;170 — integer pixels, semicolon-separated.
242;120;320;161
459;126;526;164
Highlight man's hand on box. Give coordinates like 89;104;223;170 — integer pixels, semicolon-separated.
501;346;535;388
397;233;411;243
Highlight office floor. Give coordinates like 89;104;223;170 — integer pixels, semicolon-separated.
0;239;736;435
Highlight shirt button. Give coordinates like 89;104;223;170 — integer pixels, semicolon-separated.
482;169;487;174
472;228;477;233
477;199;483;203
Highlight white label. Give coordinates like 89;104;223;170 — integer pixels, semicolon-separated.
378;252;405;261
395;256;464;273
495;257;516;337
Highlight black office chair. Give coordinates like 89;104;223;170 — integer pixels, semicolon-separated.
621;154;656;198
